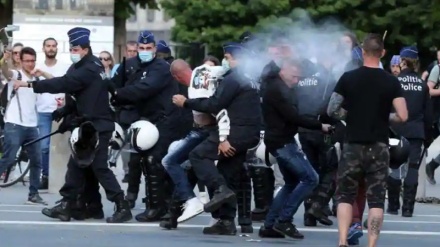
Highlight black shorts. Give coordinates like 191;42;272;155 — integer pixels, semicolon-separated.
336;142;389;209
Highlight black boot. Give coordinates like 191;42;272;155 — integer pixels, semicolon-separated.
204;185;236;213
250;167;274;221
106;197;133;223
85;202;104;219
39;176;48;190
402;183;417;217
258;225;285;238
159;199;184;230
71;197;87;221
237;167;253;233
125;192;137;209
387;176;402;215
41;199;72;222
135;162;170;222
322;204;332;216
202;219;237;235
426;160;439;185
303;199;317;226
307;202;333;226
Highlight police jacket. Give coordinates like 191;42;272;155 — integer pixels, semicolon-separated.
391;69;433;139
184;67;262;128
32;54;114;133
114;56;179;126
261;67;322;152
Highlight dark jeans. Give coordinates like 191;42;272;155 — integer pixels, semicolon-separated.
37;112;52;177
60;132;124;202
0;123;42;195
162;128;209;201
264;140;319;227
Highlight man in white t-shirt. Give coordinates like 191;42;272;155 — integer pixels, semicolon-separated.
0;47;46;205
36;38;70;190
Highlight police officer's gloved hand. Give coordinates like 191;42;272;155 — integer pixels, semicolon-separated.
110;94;122;107
107;80;116;95
57;120;71;134
52;108;67;122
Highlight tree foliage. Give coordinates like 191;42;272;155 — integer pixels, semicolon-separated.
114;0;159;19
161;0;440;65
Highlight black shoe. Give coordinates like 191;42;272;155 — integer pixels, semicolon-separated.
386;208;398;215
159;212;177;230
122;174;129;183
307;205;334;226
204;185;236;213
41;200;72;222
273;221;304;239
86;206;104;219
251;208;268;221
125;192;137;209
258;225;285;238
240;225;253;233
106;199;132;223
426;161;438;185
38;176;48;190
303;214;317;226
401;209;413;217
202;219;237;235
135;208;166;222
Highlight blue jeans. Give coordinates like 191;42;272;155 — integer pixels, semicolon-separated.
162;129;208;201
38;112;52;177
0;123;42;195
264;140;319;227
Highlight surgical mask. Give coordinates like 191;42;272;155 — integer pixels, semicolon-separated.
70;53;81;64
222;58;230;71
138;51;154;63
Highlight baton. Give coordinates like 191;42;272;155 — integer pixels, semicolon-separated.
23;130;60;147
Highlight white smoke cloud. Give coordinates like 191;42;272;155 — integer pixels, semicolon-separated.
240;9;355;82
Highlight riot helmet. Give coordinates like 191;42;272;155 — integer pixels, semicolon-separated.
109;122;125;150
69;121;99;168
389;136;410;169
128;120;159;152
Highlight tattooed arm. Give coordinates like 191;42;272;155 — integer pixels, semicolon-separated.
327;92;347;120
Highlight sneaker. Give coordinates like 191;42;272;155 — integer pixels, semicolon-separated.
199;192;209;204
426;161;438;185
177;197;204;223
26;194;48;205
347;222;363;245
273;221;304;239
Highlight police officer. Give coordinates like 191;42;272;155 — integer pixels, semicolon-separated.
172;42;262;235
296;56;338;227
388;46;433;217
14;27;132;223
109;30;187;222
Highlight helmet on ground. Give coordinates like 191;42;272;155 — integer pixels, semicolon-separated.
69;121;99;168
389;137;410;169
109;122;125;150
128;120;159;152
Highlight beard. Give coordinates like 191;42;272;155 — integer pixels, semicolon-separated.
45;52;57;59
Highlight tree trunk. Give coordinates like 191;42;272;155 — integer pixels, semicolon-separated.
0;0;13;41
113;14;126;63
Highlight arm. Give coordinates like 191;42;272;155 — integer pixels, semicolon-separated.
184;76;240;114
31;67;90;94
216;109;230;142
0;56;13;79
326;92;347;120
426;65;440;96
389;79;408;123
422;70;429;81
423;85;434;131
115;63;170;103
41;71;54;79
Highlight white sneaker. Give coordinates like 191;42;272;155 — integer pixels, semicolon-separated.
199;192;209;204
177;197;204;223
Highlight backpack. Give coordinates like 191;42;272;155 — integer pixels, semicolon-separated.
0;70;22;116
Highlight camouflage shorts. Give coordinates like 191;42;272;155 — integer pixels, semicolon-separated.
336;142;389;209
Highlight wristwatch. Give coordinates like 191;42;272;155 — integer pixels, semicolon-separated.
219;136;226;142
27;81;33;88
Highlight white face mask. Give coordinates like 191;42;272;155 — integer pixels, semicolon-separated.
222;58;230;71
70;53;81;63
138;51;154;63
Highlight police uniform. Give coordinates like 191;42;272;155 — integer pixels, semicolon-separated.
184;42;261;235
388;46;433;217
37;27;132;223
296;63;338;226
110;31;187;222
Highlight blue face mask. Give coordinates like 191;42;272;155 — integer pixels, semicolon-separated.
70;53;81;64
222;58;230;71
138;51;154;63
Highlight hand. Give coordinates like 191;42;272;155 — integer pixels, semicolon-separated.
55;97;64;107
107;81;116;95
52;108;66;122
172;94;187;107
321;124;332;133
218;140;236;157
2;49;11;60
12;79;27;90
30;68;44;77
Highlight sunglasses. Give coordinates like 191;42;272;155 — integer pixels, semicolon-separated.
13;51;20;55
99;57;110;61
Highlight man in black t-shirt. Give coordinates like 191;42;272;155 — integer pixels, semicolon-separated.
327;34;408;247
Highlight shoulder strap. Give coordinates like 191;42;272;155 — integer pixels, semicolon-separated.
17;70;22;81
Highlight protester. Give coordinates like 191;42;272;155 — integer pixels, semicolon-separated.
99;51;114;78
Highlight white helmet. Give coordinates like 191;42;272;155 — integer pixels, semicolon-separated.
69;121;99;168
128;120;159;152
109;122;125;150
255;131;277;165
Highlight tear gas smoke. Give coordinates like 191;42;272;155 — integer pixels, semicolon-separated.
239;9;355;84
